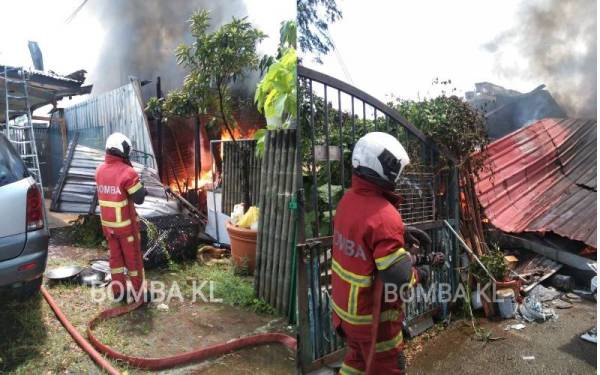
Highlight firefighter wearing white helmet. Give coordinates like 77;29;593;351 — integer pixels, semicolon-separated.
332;132;443;374
96;132;152;303
351;131;410;190
105;132;133;160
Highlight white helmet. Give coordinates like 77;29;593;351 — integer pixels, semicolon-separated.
351;132;410;190
105;132;132;159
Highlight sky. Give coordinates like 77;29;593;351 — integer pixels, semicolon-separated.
302;0;554;102
0;0;294;110
0;1;594;111
0;1;103;80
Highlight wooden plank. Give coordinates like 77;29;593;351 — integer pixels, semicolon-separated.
50;132;79;211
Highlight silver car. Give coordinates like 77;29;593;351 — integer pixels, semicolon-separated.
0;133;48;298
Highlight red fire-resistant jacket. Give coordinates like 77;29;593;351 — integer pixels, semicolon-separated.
95;154;143;237
332;175;419;342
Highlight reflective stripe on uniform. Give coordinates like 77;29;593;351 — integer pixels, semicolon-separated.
409;269;418;287
332;299;372;324
339;363;365;375
375;247;408;271
127;235;134;242
99;199;129;224
126;181;143;195
332;259;373;287
375;331;403;352
348;285;360;315
102;219;132;228
129;270;138;277
98;199;128;208
111;267;124;274
380;309;401;322
332;300;401;325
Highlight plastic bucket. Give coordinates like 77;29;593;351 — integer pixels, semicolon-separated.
496;288;516;319
471;291;483;310
226;220;257;274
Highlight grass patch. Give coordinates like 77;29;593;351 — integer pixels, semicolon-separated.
158;261;275;315
0;294;99;374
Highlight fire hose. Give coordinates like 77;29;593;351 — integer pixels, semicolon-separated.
41;285;297;373
365;277;384;375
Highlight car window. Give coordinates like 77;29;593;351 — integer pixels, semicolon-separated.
0;134;28;187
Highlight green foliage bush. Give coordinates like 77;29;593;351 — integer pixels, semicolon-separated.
67;215;105;248
469;246;508;284
391;94;488;170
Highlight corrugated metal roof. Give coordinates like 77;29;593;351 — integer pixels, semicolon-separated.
0;64;91;123
51;144;179;217
63;79;155;169
474;118;597;247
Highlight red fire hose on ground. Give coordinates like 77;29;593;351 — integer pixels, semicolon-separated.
41;285;297;373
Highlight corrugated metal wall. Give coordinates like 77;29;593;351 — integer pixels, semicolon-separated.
255;129;299;319
221;140;262;215
63;79;156;168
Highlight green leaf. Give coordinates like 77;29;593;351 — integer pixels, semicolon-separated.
317;184;343;206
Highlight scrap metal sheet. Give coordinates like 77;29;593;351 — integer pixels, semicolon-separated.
52;144;179;217
63;79;155;169
474;118;596;247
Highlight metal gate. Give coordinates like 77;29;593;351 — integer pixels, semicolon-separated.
296;66;460;371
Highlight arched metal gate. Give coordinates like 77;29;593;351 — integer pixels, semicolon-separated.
296;65;460;371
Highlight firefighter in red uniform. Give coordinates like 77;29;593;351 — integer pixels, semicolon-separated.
96;132;149;303
332;132;444;375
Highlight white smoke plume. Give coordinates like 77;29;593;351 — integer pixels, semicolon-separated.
484;0;596;118
87;0;247;96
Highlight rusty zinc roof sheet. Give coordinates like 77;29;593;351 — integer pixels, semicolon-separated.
474;118;596;248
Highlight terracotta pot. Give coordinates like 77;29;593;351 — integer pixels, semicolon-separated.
226;220;257;274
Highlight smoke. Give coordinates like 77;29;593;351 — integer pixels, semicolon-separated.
87;0;248;96
484;0;596;118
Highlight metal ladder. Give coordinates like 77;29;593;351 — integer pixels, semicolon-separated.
2;66;43;186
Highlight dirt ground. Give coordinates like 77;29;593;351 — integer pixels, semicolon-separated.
0;232;295;374
409;300;597;374
308;298;596;375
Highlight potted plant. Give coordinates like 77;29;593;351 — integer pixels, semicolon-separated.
226;205;259;274
469;247;520;318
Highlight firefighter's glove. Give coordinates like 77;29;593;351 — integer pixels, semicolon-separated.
416;265;431;285
404;226;432;255
427;252;446;267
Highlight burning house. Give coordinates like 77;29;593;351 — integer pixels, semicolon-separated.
466;82;566;139
473;117;596;285
149;101;264;194
48;79;204;265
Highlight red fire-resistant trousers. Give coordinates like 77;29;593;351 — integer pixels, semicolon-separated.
107;232;145;300
339;338;404;375
338;319;405;375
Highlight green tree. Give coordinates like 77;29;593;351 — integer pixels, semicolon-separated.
172;9;266;136
254;21;298;156
146;9;266;210
391;94;488;171
297;0;342;63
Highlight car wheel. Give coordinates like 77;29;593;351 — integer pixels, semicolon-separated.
15;277;43;300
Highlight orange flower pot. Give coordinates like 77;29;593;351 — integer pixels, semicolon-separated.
225;220;257;274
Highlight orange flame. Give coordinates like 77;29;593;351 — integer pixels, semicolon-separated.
198;170;213;188
221;127;257;141
168;125;261;193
